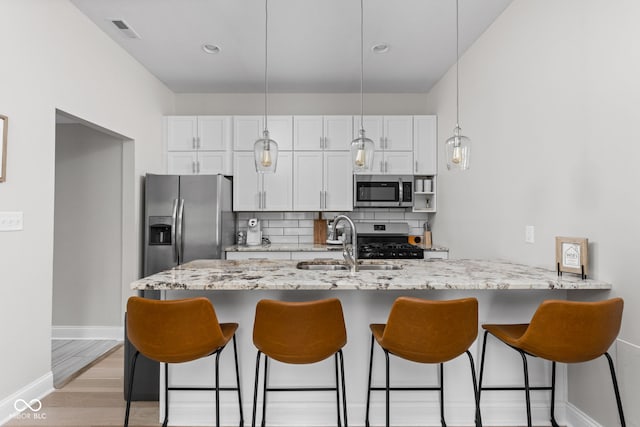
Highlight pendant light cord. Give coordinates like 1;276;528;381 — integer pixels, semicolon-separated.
264;0;269;133
455;0;460;128
359;0;364;130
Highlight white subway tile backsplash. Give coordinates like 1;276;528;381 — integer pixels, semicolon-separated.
404;212;430;220
267;220;299;228
268;235;299;244
373;212;399;220
263;227;284;236
255;212;285;220
298;220;314;228
298;235;314;244
284;227;314;236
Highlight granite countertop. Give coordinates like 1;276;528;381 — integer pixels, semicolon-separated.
224;243;449;252
131;258;611;291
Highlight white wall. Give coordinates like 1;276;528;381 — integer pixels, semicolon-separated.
0;0;174;420
53;124;123;327
426;0;640;424
175;93;431;115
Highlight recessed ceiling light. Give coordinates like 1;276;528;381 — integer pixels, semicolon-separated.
202;44;221;54
371;43;390;54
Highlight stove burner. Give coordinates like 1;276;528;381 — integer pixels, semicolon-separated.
358;242;424;260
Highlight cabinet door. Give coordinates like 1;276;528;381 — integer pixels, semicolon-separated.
324;151;353;211
198;116;231;151
383;151;414;174
413;115;437;175
233;116;262;151
324;116;353;151
166;116;198;151
266;116;293;151
262;152;293;211
384;116;413;151
294;116;324;151
167;152;198;175
233;152;260;211
293;152;323;211
354;115;384;150
198;152;227;175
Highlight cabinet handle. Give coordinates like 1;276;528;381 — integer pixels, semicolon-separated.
380;137;384;149
386;136;389;149
192;161;197;174
319;191;323;209
192;136;197;149
380;160;384;173
385;161;389;173
197;136;201;149
263;191;266;210
324;191;328;209
197;161;201;174
320;136;324;149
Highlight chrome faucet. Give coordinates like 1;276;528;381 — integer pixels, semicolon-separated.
332;215;358;272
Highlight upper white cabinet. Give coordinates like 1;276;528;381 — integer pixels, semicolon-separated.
233;151;293;211
353;116;414;174
413;115;437;175
293;151;352;211
233;116;293;151
165;116;232;175
294;116;353;151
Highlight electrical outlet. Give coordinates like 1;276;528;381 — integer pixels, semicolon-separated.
0;212;23;231
525;225;535;243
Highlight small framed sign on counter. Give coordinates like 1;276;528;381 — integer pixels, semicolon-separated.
555;236;588;279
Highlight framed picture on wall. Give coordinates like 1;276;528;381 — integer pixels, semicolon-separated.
0;115;7;182
555;236;588;279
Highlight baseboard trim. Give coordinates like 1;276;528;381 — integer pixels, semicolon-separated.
51;326;124;340
566;402;602;427
0;372;53;425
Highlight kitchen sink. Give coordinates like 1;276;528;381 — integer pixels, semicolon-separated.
296;261;402;271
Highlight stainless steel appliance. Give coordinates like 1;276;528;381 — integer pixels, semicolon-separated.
354;175;413;208
126;173;234;402
144;174;234;275
246;218;262;246
357;222;424;259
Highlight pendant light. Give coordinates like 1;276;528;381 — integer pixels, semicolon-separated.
351;0;375;172
254;0;278;173
445;0;471;171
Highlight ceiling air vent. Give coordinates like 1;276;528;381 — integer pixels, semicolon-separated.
110;19;141;39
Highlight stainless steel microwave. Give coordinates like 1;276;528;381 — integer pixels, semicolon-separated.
353;175;413;208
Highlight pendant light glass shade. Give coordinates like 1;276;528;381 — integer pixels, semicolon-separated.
254;0;278;173
446;0;471;171
445;125;470;170
351;0;374;172
351;129;375;172
254;130;279;173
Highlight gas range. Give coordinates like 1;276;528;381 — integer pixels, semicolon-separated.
356;222;424;260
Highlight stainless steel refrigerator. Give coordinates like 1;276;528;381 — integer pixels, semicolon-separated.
143;173;234;275
125;173;234;401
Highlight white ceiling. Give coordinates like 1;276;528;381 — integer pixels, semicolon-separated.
70;0;514;94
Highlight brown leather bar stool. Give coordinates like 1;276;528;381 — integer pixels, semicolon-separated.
478;298;625;427
125;296;243;427
365;297;481;427
252;298;347;427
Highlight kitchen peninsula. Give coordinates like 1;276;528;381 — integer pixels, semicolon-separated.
130;258;611;427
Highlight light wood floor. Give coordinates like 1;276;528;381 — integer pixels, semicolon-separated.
52;340;122;389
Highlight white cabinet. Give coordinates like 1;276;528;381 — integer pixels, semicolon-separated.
233;116;293;151
293;151;352;211
354;115;414;174
413;115;437;175
294;116;353;151
413;175;437;213
165;116;232;175
233;151;293;211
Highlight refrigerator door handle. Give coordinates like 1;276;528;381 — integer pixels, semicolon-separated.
176;198;185;263
171;198;179;263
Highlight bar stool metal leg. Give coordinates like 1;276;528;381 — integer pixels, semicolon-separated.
251;351;262;427
550;361;559;427
439;363;446;427
124;351;140;427
339;349;348;427
232;335;244;427
261;355;269;427
517;350;532;427
464;350;482;427
604;352;627;427
384;349;390;427
215;350;221;427
365;335;375;427
163;362;169;427
334;353;342;427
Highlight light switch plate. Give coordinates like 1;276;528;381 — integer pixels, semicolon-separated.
525;225;535;243
0;212;24;231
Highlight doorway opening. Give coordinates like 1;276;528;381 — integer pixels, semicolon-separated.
52;110;134;387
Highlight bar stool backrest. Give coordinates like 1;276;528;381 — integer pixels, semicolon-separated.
519;298;624;363
253;298;347;364
381;297;478;363
127;296;225;363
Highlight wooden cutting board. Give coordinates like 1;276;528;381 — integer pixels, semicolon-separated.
313;213;327;244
